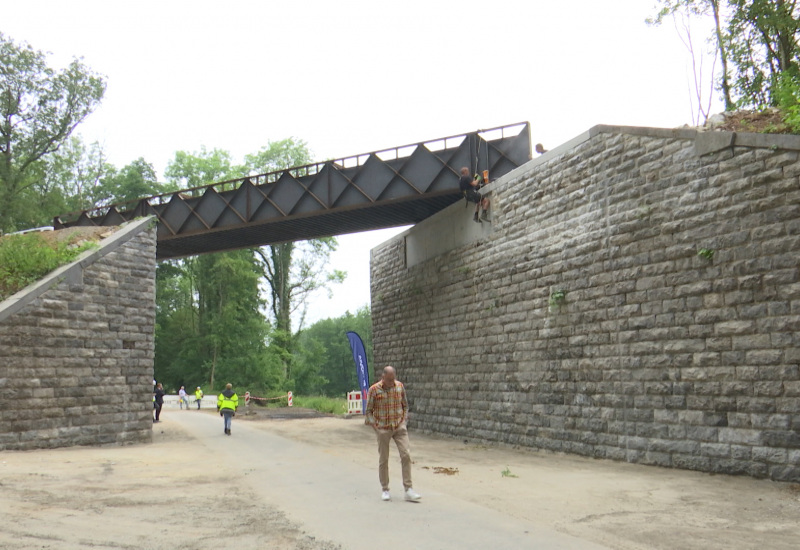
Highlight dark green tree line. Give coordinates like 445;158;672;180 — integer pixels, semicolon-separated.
293;307;374;396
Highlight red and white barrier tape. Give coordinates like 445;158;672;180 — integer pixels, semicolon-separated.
247;395;287;402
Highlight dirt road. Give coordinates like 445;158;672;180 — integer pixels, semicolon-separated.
1;408;798;549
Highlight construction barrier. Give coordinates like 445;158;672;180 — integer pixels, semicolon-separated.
347;390;364;414
163;395;217;409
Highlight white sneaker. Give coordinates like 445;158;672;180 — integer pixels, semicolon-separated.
381;491;391;501
404;488;421;502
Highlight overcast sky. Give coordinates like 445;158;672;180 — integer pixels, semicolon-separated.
4;1;722;325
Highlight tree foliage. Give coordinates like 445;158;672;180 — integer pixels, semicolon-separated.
246;138;346;383
727;0;800;108
164;146;243;193
294;307;373;396
96;157;175;206
648;0;733;120
154;143;346;394
648;0;800;112
155;149;274;392
0;33;105;232
0;34;359;399
39;136;113;214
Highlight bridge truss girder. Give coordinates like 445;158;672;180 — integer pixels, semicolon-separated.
55;122;531;259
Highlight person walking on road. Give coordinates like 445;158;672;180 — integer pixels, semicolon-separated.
195;386;204;410
153;383;165;422
178;386;188;410
365;366;421;502
217;383;239;435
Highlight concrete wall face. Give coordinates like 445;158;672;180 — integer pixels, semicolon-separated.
0;224;156;450
371;128;800;482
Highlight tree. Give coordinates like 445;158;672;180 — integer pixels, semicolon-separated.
22;135;113;227
163;146;244;194
41;136;112;213
4;135;112;230
190;251;276;391
245;138;346;382
154;251;282;394
294;307;373;396
648;1;800;111
155;149;277;392
243;137;314;175
0;33;105;232
154;142;346;393
726;0;800;108
154;260;201;389
95;157;174;206
648;0;734;119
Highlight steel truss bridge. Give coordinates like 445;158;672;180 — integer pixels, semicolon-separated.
55;122;532;259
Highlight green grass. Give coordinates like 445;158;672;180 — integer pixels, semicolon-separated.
292;395;348;415
0;232;97;301
256;393;347;415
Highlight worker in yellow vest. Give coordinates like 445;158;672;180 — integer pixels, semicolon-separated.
217;383;239;436
195;386;204;410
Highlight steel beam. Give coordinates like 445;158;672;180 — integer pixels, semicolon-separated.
55;122;531;259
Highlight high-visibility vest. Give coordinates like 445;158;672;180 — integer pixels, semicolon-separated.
195;389;203;400
218;392;239;412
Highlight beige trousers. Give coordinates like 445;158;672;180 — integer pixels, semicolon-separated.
375;424;413;491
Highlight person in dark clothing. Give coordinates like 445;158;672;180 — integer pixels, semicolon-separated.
153;383;165;422
458;166;489;222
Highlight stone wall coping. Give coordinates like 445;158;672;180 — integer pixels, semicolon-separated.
0;216;156;324
588;123;800;155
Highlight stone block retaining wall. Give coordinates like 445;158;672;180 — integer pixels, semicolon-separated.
371;126;800;481
0;218;156;450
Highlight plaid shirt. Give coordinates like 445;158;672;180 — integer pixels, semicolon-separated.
365;380;408;429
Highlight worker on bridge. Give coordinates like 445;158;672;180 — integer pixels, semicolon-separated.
195;386;204;409
459;166;489;223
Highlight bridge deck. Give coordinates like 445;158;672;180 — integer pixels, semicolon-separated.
55;123;531;259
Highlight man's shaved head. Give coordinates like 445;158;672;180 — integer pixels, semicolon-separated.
381;365;396;385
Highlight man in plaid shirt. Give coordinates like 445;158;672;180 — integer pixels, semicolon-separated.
365;366;422;502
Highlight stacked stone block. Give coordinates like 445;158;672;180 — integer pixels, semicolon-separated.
371;126;800;481
0;219;156;450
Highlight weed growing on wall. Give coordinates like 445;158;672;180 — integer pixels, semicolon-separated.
549;289;567;309
697;248;715;261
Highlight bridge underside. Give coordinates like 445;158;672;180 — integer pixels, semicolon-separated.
158;191;460;259
55;123;531;259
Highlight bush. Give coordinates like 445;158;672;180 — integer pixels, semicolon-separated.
774;71;800;134
0;232;97;300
